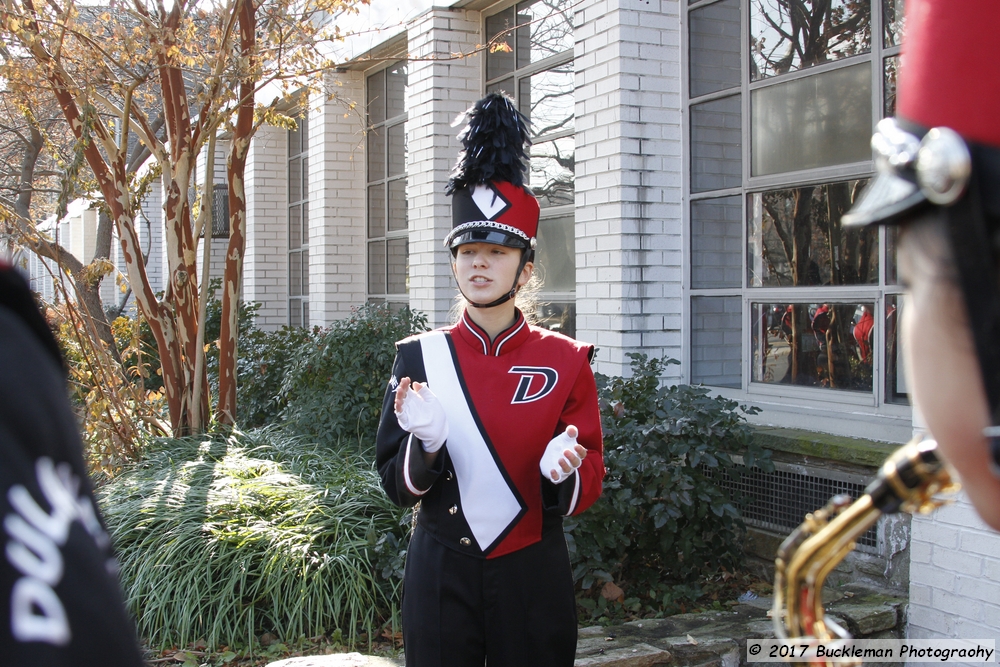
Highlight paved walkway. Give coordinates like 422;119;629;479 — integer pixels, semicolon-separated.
266;585;905;667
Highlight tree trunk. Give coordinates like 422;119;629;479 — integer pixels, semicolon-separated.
216;0;256;425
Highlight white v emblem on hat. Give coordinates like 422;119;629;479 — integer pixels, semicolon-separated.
471;183;509;219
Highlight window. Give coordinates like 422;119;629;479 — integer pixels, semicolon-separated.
686;0;907;405
485;0;576;337
366;62;409;310
288;113;309;327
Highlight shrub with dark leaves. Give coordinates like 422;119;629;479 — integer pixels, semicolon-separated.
565;354;773;618
280;304;429;452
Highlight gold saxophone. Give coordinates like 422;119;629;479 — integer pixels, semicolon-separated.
772;438;960;665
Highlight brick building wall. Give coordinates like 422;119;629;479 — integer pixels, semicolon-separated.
307;73;368;324
908;499;1000;643
573;0;684;377
243;123;289;328
405;7;482;329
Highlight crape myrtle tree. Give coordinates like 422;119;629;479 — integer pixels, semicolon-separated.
0;0;366;434
0;78;159;352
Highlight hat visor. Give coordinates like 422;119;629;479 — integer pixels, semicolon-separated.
841;170;928;227
447;227;529;250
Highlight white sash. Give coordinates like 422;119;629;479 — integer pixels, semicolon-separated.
420;331;523;551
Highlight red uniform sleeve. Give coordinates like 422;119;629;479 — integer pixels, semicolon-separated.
542;349;604;516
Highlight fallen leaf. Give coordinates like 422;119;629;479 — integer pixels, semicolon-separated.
601;581;624;603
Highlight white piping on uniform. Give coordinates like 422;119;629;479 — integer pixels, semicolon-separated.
402;433;430;497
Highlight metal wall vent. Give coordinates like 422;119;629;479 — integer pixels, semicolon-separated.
706;459;880;554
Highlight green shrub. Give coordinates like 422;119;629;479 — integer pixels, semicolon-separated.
97;428;411;650
565;353;773;618
280;304;429;452
233;325;320;428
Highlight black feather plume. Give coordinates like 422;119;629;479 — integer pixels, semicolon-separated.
446;92;531;195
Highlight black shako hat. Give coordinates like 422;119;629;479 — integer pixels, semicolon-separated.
444;93;539;255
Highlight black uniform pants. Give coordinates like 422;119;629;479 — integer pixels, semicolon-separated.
401;526;577;667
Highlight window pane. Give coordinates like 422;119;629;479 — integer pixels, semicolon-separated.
691;95;742;193
751;63;872;176
289;204;302;250
289;298;302;327
289;156;302;203
367;69;386;125
368;184;385;238
367;128;385;182
751;301;874;392
486;7;516;81
515;0;573;68
886;224;899;285
302;201;309;245
536;302;576;339
290;251;302;297
487;78;515;96
302;300;309;329
883;0;905;47
748;180;877;287
388;178;407;232
289;114;307;157
691;196;742;289
690;0;741;98
301;157;309;201
368;240;386;294
388;122;406;177
750;0;871;81
535;214;575;292
885;295;908;403
386;61;407;119
387;238;408;294
301;249;309;296
884;55;898;118
518;63;574;137
530;137;574;208
692;296;742;388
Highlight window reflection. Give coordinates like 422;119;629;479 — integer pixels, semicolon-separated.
748;179;877;287
692;196;742;289
515;0;574;67
486;7;516;80
885;295;908;403
690;0;741;98
530;137;574;207
750;0;872;81
884;55;898;118
535;302;576;339
518;64;574;137
692;296;742;388
535;215;575;292
752;302;874;391
883;0;904;47
751;63;872;176
691;95;742;193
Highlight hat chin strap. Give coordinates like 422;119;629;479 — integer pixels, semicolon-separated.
459;251;531;310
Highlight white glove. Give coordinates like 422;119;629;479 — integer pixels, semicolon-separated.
395;383;449;453
540;426;584;484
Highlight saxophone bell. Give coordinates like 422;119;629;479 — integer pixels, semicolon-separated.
772;438;960;665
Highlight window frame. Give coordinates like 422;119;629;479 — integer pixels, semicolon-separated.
683;0;909;415
482;0;577;335
288;110;309;328
365;59;410;309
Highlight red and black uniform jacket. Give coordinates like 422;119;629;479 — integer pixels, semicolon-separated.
376;310;604;559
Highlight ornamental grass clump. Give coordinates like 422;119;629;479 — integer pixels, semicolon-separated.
97;428;410;650
565;354;773;618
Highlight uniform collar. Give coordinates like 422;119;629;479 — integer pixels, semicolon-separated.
457;309;529;357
